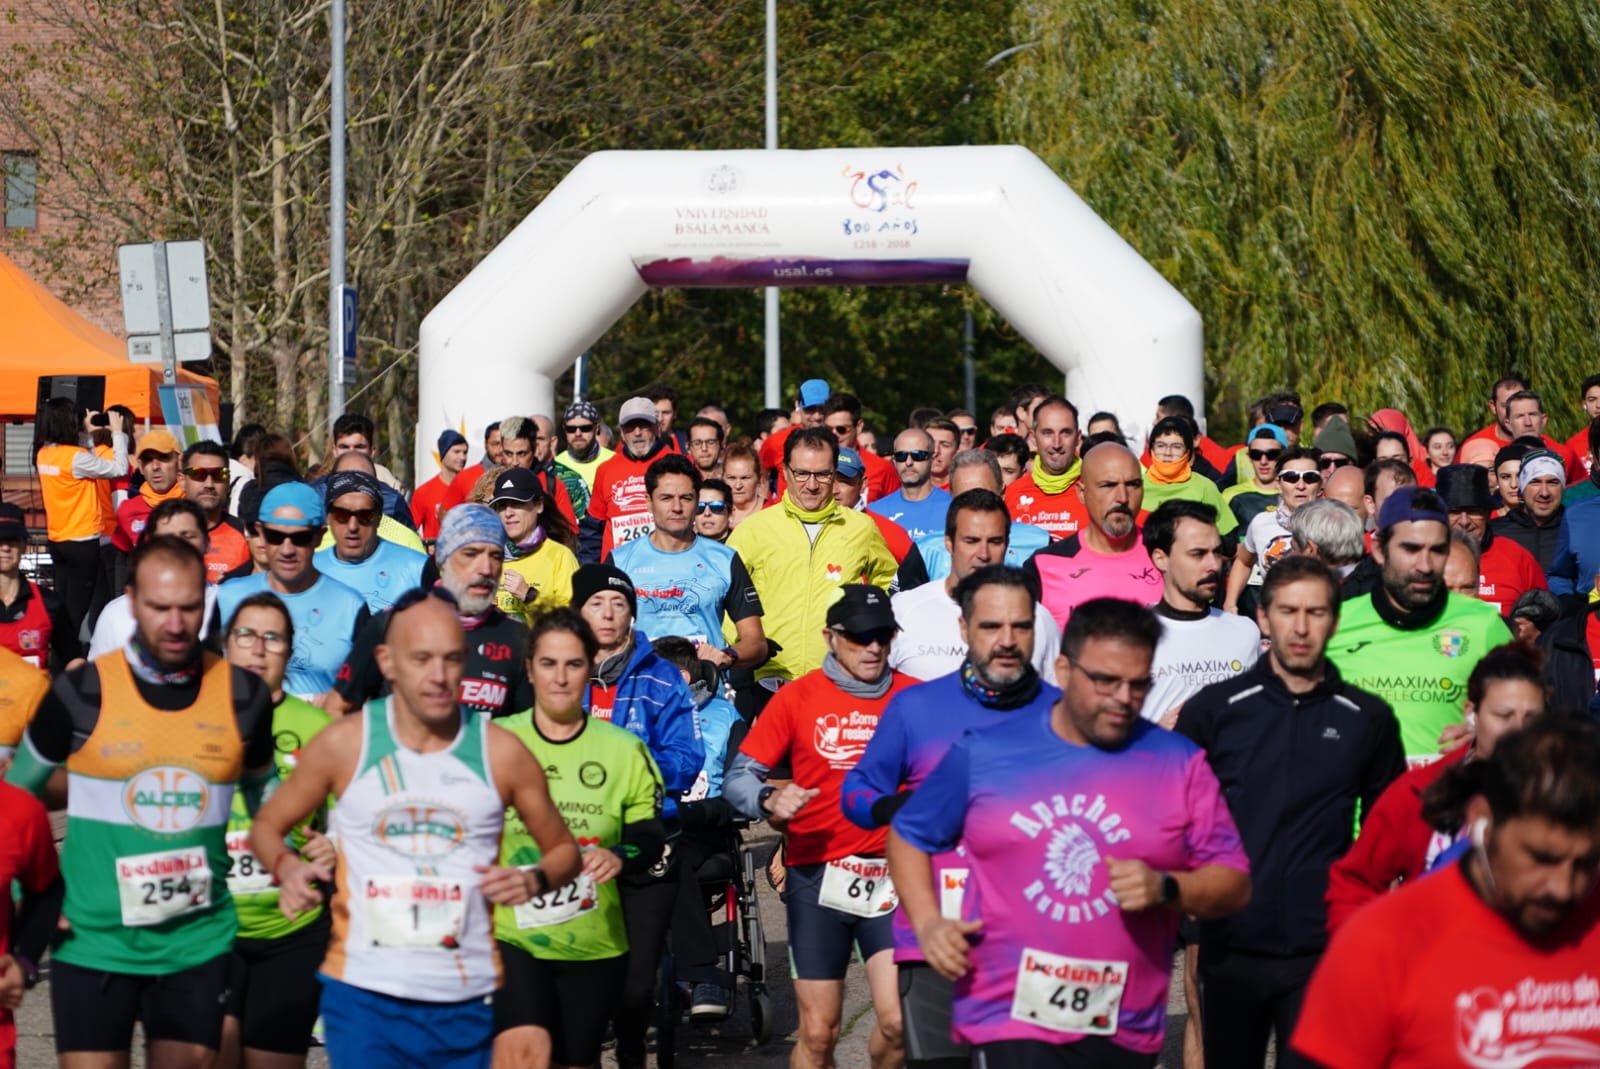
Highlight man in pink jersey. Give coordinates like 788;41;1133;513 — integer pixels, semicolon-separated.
1024;443;1163;630
888;597;1251;1069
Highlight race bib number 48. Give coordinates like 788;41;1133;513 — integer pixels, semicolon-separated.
513;873;598;929
364;876;468;950
818;855;897;918
1011;948;1127;1036
116;846;213;927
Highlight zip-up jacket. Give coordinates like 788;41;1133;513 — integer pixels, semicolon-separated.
585;631;704;805
1175;657;1405;957
725;498;896;683
1491;505;1563;576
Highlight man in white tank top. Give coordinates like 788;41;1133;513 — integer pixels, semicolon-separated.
251;587;581;1069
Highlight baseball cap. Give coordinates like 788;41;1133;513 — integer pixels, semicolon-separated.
489;467;542;505
135;429;181;457
1248;424;1289;448
826;584;898;634
1375;485;1449;534
835;447;865;480
798;379;831;409
0;502;26;541
571;563;637;617
258;482;325;528
1265;402;1303;428
436;428;467;455
618;397;659;427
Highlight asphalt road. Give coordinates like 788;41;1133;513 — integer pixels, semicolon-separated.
14;826;1203;1068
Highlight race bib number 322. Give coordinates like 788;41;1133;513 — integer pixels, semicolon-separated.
1010;948;1127;1036
513;873;599;930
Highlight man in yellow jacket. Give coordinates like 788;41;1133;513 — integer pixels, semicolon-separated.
727;427;897;701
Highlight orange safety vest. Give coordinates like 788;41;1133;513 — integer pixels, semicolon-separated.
36;444;105;542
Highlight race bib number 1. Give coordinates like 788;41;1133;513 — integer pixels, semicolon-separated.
225;830;275;895
513;873;599;930
116;846;213;927
364;876;468;950
1010;948;1127;1036
818;855;897;918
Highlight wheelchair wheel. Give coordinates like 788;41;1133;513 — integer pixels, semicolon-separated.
750;987;774;1044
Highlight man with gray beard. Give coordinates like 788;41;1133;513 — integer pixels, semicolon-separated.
323;502;533;718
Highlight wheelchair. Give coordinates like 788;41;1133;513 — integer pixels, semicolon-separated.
653;822;774;1067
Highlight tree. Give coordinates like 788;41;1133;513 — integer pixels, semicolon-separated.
1001;0;1600;438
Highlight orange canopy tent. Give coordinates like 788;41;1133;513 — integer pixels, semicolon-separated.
0;251;220;422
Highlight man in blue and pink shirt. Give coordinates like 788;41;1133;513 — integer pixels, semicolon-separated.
1023;444;1162;631
843;565;1060;1068
889;597;1251;1069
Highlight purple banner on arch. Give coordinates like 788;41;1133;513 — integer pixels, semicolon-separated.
636;256;971;289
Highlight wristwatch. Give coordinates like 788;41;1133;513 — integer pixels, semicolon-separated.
525;866;551;897
1157;872;1180;908
757;785;778;813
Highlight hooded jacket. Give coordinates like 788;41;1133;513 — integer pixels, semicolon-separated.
585;631;704;803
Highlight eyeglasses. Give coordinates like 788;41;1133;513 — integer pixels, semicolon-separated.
695;501;729;514
228;626;289;654
832;627;895;647
892;450;932;463
788;467;834;484
563;423;595;435
1150;442;1189;458
689;438;721;449
329;506;380;526
1069;661;1153;697
1320;456;1355;470
1247;448;1283;462
1278;470;1323;486
184;466;229;483
260;527;319;547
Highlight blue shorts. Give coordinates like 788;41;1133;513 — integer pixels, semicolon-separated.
318;976;493;1069
782;862;896;980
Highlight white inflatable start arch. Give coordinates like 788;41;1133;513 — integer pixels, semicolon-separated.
417;145;1202;476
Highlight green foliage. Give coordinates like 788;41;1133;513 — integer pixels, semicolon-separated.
1003;0;1600;440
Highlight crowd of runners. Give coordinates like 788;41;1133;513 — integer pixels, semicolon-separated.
2;373;1600;1069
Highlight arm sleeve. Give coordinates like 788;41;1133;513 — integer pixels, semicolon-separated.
647;672;706;796
863;527;899;592
334;613;388;704
578;515;605;566
840;700;909;830
895;544;930;594
617;818;667;875
350;605;372;645
9;673;88;794
1325;779;1416;932
70;435;129;479
235;669;277;771
723;554;764;621
1548;515;1576;597
1182;749;1250;871
1172;694;1213;749
891;738;974;855
722;751;772;820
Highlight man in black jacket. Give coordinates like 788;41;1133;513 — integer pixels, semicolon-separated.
1492;447;1566;572
1176;554;1406;1069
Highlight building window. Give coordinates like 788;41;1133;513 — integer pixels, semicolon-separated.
4;152;38;230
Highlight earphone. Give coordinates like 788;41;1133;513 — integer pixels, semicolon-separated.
1472;817;1488;849
1472;816;1499;899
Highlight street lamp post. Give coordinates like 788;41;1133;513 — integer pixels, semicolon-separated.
763;0;780;409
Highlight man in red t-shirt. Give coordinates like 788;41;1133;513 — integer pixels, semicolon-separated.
409;429;470;540
1004;395;1090;539
579;398;674;562
1458;380;1585;484
112;430;186;553
0;777;62;1069
724;584;917;1069
1562;375;1600;481
1437;464;1547;616
1292;717;1600;1069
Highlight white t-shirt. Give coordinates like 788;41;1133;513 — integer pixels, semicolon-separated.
887;580;1061;682
1140;608;1262;724
88;586;221;661
1242;507;1296;587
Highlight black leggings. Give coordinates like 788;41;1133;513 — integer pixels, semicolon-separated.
47;538;100;645
615;854;719;1062
1199;949;1319;1069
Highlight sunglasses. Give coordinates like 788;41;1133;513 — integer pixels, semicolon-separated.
832;627;896;647
563;423;595;435
956;426;978;436
1320;456;1356;469
695;501;728;514
1247;448;1283;462
260;527;318;547
1279;470;1323;486
893;450;932;463
329;506;380;526
184;466;229;483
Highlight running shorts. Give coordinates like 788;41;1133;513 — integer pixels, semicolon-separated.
782;861;895;981
51;953;231;1052
225;911;330;1054
318;975;493;1069
493;942;628;1066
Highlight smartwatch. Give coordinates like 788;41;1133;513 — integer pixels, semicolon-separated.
757;785;778;813
526;866;552;897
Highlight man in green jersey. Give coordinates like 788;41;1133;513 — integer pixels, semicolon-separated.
9;536;278;1069
1327;486;1512;764
492;608;666;1068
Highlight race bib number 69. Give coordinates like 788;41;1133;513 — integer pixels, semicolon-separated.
818;855;897;918
1010;948;1127;1036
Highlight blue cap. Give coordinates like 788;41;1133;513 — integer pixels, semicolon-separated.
1375;484;1449;534
1248;424;1289;448
259;482;325;528
798;378;831;409
835;446;864;480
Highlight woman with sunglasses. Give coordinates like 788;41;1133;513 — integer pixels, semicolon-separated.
1324;642;1546;931
1139;416;1239;537
720;441;765;528
218;592;335;1069
491;609;665;1069
695;479;734;542
1224;447;1322;617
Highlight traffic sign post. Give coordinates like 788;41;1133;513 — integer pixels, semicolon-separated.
335;284;357;388
118;240;211;384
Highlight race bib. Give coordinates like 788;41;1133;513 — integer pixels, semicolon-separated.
225;830;275;895
512;873;599;929
364;875;468;950
1010;948;1127;1036
116;846;213;927
939;867;969;921
817;855;897;918
684;769;710;803
610;512;654;546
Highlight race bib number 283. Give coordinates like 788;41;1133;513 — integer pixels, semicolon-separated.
1010;948;1127;1036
